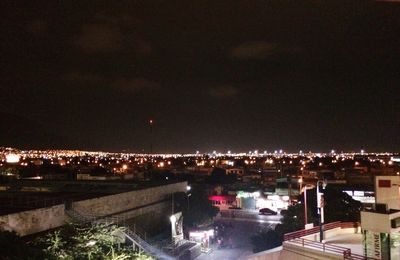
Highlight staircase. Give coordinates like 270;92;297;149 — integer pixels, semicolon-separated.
65;209;174;260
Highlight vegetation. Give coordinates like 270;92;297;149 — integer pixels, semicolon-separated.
174;188;219;228
208;167;237;184
0;223;152;260
34;223;152;260
323;186;363;222
275;203;316;237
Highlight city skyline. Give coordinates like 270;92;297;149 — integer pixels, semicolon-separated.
1;1;400;152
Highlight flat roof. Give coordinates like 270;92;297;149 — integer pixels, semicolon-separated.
324;232;363;255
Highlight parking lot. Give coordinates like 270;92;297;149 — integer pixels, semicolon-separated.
196;209;281;260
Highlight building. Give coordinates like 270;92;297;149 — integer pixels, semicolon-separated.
208;195;239;210
247;176;400;259
360;176;400;259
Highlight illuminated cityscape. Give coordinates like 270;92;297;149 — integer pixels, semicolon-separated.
1;0;400;259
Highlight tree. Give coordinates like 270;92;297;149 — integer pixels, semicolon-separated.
275;203;316;238
0;230;46;260
323;186;363;222
34;223;152;260
301;186;363;223
208;167;237;184
174;189;219;228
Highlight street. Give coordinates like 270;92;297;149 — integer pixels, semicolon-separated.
196;210;281;260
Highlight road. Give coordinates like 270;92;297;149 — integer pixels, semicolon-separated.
196;210;281;260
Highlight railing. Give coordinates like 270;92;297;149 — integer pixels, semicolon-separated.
65;209;173;260
290;238;350;254
289;238;367;259
283;221;365;260
283;221;359;241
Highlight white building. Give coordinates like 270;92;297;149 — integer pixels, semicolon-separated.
247;176;400;259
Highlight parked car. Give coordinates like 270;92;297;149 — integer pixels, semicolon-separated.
259;208;278;215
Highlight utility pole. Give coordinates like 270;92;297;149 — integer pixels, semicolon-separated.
171;192;174;215
317;180;327;242
149;119;153;154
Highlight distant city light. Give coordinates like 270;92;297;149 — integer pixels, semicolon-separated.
6;154;20;163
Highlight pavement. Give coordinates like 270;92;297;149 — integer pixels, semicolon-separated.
196;210;281;260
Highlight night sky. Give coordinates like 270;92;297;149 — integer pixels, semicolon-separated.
1;1;399;153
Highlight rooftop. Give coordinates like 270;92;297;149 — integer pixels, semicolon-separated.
248;222;365;260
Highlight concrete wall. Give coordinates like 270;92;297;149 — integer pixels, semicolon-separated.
70;181;188;236
71;182;187;217
375;176;400;210
0;204;65;236
361;210;400;234
0;182;187;237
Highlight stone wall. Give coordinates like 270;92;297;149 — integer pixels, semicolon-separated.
71;181;187;217
70;181;187;235
0;182;187;236
0;204;65;236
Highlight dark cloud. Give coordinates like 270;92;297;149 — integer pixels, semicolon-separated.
63;72;102;83
75;23;123;53
26;20;48;35
2;1;400;152
112;78;160;93
231;41;277;59
74;13;151;55
208;85;238;98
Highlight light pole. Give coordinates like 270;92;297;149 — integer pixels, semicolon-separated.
316;180;327;242
186;185;191;210
187;193;191;210
149;119;153;154
298;178;303;194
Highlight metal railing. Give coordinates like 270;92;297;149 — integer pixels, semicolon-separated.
283;221;359;241
283;222;366;260
288;238;367;259
65;208;173;260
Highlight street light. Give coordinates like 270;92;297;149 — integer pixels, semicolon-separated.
317;180;327;242
186;185;192;210
298;178;303;194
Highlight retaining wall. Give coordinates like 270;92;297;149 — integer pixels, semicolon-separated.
0;204;65;236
